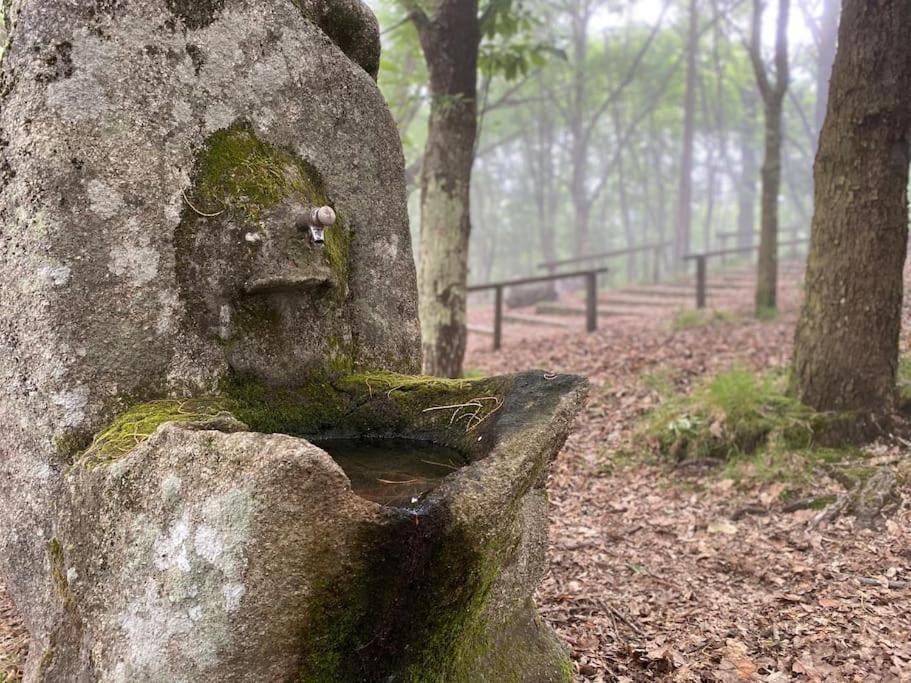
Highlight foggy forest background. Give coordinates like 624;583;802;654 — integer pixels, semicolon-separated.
368;0;834;287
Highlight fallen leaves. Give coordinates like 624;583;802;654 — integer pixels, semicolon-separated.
466;267;911;681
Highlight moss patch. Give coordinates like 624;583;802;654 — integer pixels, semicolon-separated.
193;125;326;220
78;399;233;467
640;368;823;461
672;308;737;332
77;372;511;466
47;539;75;611
188;124;351;285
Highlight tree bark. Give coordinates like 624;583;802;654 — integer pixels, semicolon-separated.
755;95;783;311
568;0;592;257
674;0;698;267
409;0;480;377
791;0;911;416
748;0;789;314
737;88;758;249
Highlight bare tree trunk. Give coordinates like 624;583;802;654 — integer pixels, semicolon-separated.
737;88;758;249
748;0;789;314
531;95;559;298
792;0;911;418
674;0;698;267
755;96;783;310
408;0;480;377
568;1;592;257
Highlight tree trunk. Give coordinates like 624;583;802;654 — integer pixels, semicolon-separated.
755;96;783;311
792;0;911;416
410;0;480;377
674;0;698;267
749;0;789;315
568;2;591;257
737;88;758;249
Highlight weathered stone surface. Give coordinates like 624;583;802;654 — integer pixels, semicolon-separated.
0;0;417;676
48;371;585;681
0;1;586;680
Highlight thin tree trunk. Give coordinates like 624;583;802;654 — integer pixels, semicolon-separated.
748;0;789;315
737;88;758;249
755;97;783;310
568;2;591;257
409;0;480;377
674;0;698;267
792;0;911;417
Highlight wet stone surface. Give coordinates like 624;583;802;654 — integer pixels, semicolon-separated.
312;437;468;509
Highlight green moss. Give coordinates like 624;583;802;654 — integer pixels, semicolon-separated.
323;220;351;288
77;399;233;467
47;539;74;611
220;374;351;435
78;372;509;467
194;125;327;220
672;308;736;331
189;124;352;288
298;518;505;683
755;305;778;321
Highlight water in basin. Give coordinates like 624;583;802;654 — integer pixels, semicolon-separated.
311;437;468;509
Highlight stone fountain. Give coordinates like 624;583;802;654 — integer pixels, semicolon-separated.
0;1;587;680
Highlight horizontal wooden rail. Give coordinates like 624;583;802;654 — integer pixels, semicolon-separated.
682;238;809;309
538;241;671;272
467;267;609;351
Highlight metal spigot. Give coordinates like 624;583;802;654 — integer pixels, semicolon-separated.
303;206;336;244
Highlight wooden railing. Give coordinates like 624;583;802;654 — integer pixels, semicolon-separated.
538;242;671;283
682;238;809;309
467;267;609;351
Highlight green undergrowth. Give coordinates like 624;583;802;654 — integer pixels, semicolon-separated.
641;368;820;461
898;355;911;403
755;305;778;321
672;308;737;331
637;367;870;487
76;372;509;467
720;446;866;489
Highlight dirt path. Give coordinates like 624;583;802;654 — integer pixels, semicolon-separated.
467;280;911;681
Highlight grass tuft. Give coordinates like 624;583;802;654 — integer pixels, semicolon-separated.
641;368;819;461
672;308;736;331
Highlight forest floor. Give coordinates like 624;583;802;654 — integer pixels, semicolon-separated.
1;272;909;681
466;275;911;682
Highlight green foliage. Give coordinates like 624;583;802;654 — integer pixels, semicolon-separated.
641;368;819;461
671;308;736;331
479;0;564;82
897;355;911;402
755;305;778;321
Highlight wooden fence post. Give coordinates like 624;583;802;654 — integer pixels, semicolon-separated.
493;285;503;351
695;255;707;309
585;272;598;332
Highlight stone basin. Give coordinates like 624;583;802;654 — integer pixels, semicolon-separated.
56;370;587;681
